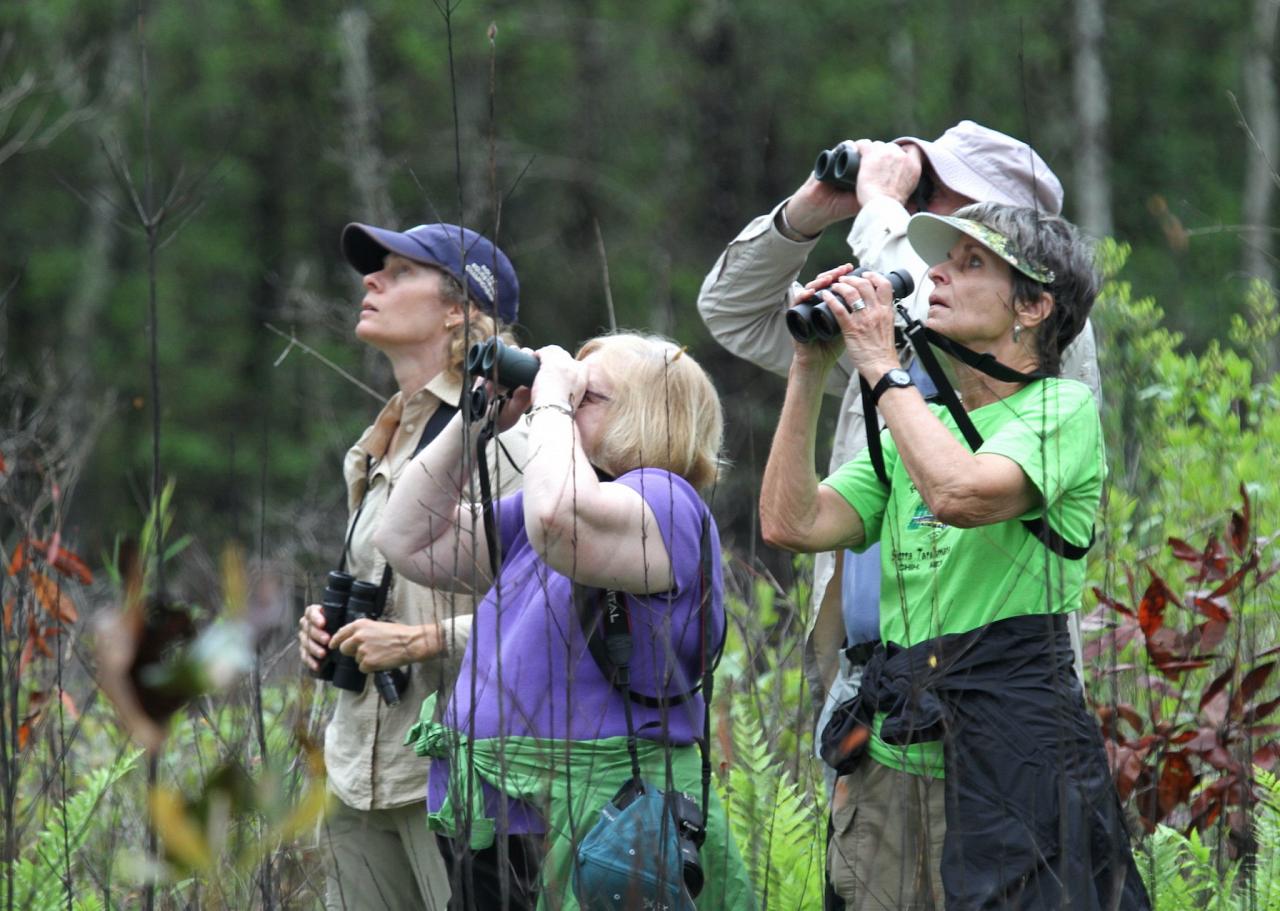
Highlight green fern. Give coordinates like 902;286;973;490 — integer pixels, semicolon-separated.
717;701;824;910
1138;766;1280;911
5;748;142;911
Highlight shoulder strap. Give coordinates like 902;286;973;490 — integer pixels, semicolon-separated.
573;511;723;706
876;307;1094;561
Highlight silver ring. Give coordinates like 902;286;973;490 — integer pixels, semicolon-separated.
849;298;866;312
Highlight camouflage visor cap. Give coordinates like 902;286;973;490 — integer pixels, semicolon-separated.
907;213;1056;284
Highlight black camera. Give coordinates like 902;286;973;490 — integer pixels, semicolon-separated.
665;789;707;898
322;577;404;705
785;267;915;343
465;337;540;416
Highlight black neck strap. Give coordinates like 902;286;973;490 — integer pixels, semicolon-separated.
339;399;460;576
572;512;719;811
859;307;1093;561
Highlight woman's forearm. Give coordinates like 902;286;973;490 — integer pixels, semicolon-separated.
760;355;861;552
874;384;1035;527
375;412;477;584
521;407;605;568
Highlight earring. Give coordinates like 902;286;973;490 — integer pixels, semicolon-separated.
1012;322;1024;343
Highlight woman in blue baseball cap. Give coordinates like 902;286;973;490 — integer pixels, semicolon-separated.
297;221;526;910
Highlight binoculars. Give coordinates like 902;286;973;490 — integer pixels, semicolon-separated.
813;142;937;209
465;337;540;415
785;267;915;343
813;143;860;192
312;570;403;705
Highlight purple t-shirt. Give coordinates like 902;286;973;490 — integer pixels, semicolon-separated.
428;468;724;834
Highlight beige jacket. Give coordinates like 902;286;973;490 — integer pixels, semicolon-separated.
324;371;527;811
697;197;1099;717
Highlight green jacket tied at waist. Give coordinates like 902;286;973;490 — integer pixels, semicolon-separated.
407;695;757;911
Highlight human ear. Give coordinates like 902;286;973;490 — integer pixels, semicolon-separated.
1017;290;1054;331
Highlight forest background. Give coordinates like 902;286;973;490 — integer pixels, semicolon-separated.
3;0;1280;908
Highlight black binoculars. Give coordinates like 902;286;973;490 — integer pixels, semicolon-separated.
813;142;937;209
813;143;861;192
785;267;915;343
312;570;403;705
464;337;540;415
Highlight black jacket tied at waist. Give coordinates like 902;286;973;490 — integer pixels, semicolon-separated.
820;613;1150;910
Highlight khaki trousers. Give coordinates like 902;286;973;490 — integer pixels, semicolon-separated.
827;760;946;911
319;798;450;910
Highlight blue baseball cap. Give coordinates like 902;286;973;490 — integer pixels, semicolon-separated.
340;222;520;324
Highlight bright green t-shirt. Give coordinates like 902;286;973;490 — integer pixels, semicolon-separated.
821;379;1104;776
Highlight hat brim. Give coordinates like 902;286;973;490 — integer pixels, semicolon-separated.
906;213;967;268
340;223;444;275
907;213;1055;283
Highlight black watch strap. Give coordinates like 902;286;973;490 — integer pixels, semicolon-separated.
871;368;914;406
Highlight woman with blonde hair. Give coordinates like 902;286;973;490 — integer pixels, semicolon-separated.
297;222;527;910
377;332;754;910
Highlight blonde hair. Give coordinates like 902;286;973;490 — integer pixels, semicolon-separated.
440;271;515;382
576;333;724;492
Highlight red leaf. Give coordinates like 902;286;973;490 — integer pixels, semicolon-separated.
0;452;6;474
30;574;78;625
1092;587;1134;617
7;540;28;577
1190;594;1232;623
58;689;79;721
1243;696;1280;724
1108;744;1146;801
18;639;33;674
29;538;93;585
1253;742;1280;769
17;723;31;750
1169;537;1200;562
1138;574;1179;637
1232;661;1276;714
2;599;12;633
1199;663;1237;713
1228;510;1249;557
1157;754;1198;818
1210;552;1260;599
1197;619;1230;652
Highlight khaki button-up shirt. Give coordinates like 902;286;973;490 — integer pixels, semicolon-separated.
324;371;527;811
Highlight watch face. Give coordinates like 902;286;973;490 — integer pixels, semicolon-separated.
888;368;911;386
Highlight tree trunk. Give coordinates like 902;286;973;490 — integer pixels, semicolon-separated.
337;5;395;385
338;7;394;228
1242;0;1279;287
1072;0;1113;237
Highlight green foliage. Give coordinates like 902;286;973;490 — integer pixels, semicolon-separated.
717;712;824;910
1138;767;1280;910
5;748;142;911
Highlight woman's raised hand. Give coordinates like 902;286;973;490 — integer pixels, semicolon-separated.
529;345;588;409
826;270;901;382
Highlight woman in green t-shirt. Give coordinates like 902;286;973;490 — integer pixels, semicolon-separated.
760;204;1148;910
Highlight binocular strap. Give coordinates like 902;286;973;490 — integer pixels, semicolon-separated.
859;310;1093;561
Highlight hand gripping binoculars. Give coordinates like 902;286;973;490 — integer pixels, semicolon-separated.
812;143;861;192
785;267;915;343
464;337;540;415
312;570;403;705
813;141;937;208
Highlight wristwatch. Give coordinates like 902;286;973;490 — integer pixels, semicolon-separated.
871;367;914;405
